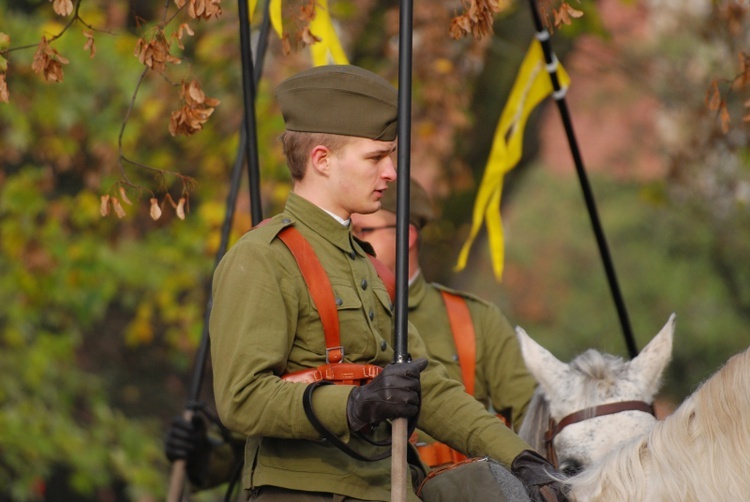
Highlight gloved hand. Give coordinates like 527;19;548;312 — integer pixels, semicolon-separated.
511;450;569;502
164;414;210;463
346;358;428;432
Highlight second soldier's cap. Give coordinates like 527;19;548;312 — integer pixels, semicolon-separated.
275;65;398;141
380;178;434;230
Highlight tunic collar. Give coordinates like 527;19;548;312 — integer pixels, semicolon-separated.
284;192;366;258
408;271;427;311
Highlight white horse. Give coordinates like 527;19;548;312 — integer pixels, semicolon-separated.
517;314;750;501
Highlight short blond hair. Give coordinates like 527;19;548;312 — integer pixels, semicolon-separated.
280;131;350;181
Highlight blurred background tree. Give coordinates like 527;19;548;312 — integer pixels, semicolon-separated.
1;0;749;499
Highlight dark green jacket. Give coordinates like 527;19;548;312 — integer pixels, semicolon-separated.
209;193;531;501
408;274;536;431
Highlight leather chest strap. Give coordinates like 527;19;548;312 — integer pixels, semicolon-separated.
278;226;342;364
439;291;476;396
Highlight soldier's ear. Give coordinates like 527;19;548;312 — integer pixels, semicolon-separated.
408;224;419;250
310;145;331;175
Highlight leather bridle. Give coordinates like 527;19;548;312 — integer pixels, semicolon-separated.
544;400;655;469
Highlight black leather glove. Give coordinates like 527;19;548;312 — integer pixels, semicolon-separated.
164;414;210;463
511;450;569;502
346;358;428;432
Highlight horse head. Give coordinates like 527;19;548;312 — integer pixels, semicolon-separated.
516;314;675;476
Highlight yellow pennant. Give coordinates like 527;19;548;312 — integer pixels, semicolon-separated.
248;0;257;22
455;39;570;280
309;0;349;65
269;0;283;38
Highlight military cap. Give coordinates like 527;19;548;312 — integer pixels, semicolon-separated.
380;178;434;230
275;65;398;141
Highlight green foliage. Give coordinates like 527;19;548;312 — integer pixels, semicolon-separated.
0;1;280;497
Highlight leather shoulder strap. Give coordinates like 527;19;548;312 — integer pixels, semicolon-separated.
439;290;476;395
277;226;342;364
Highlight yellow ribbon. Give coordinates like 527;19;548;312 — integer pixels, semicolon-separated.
309;0;349;65
269;0;283;38
455;39;570;280
267;0;348;65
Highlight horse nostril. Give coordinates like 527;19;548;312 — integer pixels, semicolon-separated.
559;459;584;477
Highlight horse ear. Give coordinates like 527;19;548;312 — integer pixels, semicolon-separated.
627;313;675;394
516;326;569;396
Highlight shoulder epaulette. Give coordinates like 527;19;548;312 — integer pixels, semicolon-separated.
250;215;295;245
430;282;486;305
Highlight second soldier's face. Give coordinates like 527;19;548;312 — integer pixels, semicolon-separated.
351;210;397;272
329;137;397;218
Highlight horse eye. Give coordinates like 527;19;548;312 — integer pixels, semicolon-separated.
559;459;584;477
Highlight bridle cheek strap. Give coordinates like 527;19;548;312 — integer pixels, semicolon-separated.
544;400;654;468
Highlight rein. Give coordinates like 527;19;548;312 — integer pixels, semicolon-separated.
544;400;654;468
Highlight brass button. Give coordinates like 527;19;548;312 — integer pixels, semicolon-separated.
369;309;374;321
380;341;388;351
361;279;368;290
335;297;343;306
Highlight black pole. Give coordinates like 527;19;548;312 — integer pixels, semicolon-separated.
394;0;413;370
185;0;271;418
527;0;638;358
238;0;264;226
392;0;413;499
167;2;272;499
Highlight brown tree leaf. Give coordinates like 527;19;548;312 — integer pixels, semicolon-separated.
118;185;132;205
32;36;69;82
111;197;127;218
739;51;750;86
169;80;220;136
176;197;186;220
51;0;74;17
720;103;731;134
149;198;162;220
0;74;9;104
184;0;222;20
706;79;721;111
100;194;111;217
83;29;96;58
134;32;176;73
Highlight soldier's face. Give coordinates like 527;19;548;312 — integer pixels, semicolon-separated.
351;210;398;272
328;137;397;217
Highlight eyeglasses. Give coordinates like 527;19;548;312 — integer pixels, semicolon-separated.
351;224;398;239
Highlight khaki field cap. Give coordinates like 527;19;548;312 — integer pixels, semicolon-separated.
380;178;434;230
275;65;398;141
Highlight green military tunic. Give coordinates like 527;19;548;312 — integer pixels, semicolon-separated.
407;274;536;430
209;193;531;501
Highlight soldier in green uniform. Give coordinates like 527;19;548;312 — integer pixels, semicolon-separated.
206;64;566;501
350;178;536;467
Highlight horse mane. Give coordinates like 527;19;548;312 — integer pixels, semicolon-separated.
518;348;629;451
568;345;750;501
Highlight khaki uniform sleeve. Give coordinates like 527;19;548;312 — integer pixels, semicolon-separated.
406;323;532;467
209;237;352;441
473;302;537;430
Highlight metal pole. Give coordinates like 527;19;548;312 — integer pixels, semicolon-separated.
166;1;271;499
238;0;263;226
392;0;413;499
527;0;638;358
